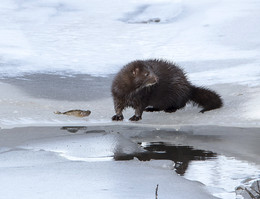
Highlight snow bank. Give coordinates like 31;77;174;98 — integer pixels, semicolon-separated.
0;0;259;86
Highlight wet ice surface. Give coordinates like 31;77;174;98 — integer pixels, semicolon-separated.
0;126;259;199
0;126;216;199
0;73;260;129
115;142;260;199
185;156;260;199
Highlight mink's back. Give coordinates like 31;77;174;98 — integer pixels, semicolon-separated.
143;60;191;109
113;59;192;110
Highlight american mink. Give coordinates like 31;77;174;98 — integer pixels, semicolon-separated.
111;59;223;121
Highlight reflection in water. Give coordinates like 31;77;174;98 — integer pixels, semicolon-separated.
184;155;260;199
61;126;88;133
114;142;260;199
114;142;217;175
60;126;106;134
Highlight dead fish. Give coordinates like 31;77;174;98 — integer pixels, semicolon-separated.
54;110;91;117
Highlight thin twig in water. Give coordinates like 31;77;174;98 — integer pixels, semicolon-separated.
155;184;159;199
245;188;256;199
257;181;260;194
250;180;260;197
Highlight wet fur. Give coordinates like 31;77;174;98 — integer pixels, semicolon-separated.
111;59;223;121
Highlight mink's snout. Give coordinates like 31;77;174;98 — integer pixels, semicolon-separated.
145;74;158;87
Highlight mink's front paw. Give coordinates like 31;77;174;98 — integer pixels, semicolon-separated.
129;115;142;121
112;114;124;121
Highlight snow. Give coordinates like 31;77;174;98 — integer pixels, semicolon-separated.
0;0;259;80
0;0;260;198
0;0;260;125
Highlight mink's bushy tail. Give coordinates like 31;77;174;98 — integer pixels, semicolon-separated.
190;85;223;113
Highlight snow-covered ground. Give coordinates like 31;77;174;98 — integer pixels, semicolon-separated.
0;0;260;127
0;0;260;78
0;0;260;198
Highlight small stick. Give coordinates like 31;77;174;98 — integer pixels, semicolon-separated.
155;184;159;199
245;188;256;199
251;180;260;196
257;181;260;194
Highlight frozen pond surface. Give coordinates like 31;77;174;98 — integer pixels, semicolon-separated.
0;125;259;199
119;142;260;199
113;139;260;199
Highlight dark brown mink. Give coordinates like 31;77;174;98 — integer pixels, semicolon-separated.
111;59;223;121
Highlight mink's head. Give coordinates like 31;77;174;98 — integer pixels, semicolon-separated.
131;64;158;89
112;61;159;96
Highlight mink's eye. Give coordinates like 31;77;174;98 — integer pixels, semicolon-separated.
145;73;149;76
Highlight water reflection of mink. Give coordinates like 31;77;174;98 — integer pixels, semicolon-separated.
114;142;217;175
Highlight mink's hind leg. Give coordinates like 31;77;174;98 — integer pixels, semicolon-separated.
199;107;214;113
164;102;187;113
129;115;142;121
144;106;160;112
129;106;143;121
164;107;178;113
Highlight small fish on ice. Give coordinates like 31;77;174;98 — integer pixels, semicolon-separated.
54;110;91;117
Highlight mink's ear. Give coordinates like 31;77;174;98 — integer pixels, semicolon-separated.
132;67;139;76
